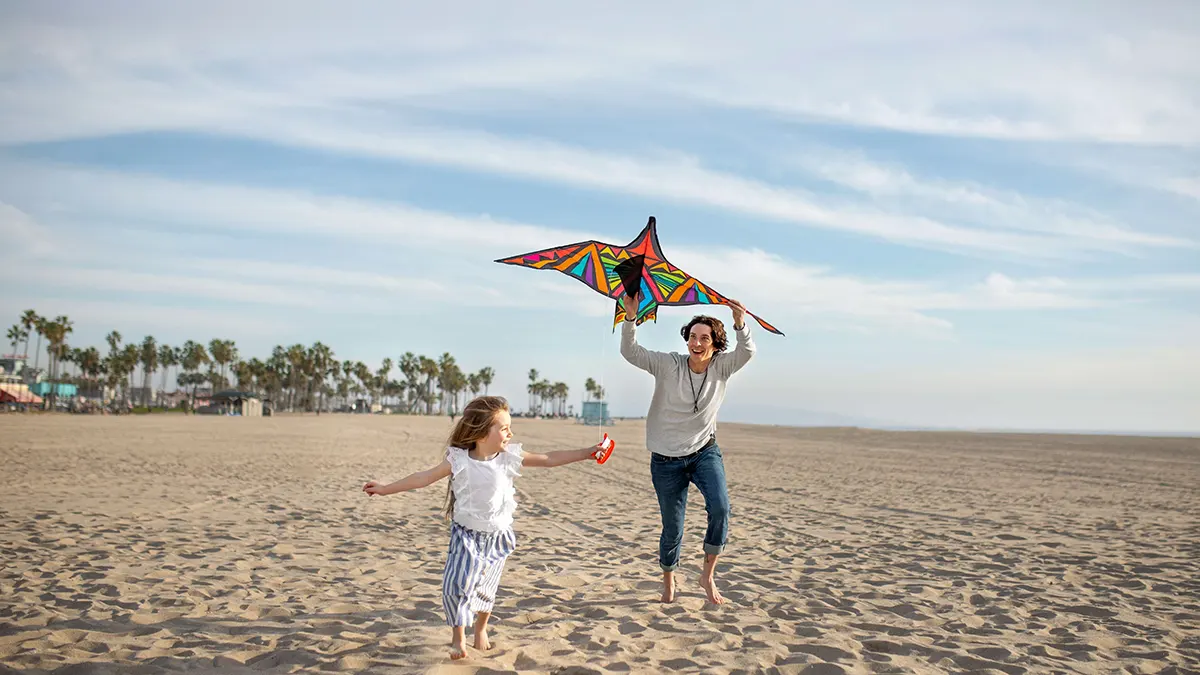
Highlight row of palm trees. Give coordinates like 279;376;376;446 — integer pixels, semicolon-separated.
522;370;609;417
7;308;603;415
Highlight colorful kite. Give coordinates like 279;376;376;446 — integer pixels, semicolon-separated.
495;216;784;335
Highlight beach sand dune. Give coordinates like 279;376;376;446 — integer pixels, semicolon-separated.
1;415;1197;673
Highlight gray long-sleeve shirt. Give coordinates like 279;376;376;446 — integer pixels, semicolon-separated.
620;318;756;457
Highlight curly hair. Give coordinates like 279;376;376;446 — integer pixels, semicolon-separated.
442;395;510;520
680;315;728;353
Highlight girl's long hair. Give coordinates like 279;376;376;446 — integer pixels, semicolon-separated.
442;395;510;520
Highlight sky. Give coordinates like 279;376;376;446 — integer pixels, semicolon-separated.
1;1;1198;433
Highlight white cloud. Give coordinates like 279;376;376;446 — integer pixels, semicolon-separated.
794;150;1194;250
0;4;1194;263
233;117;1091;258
0;134;1145;262
0;201;56;258
0;295;293;343
1;2;1197;145
0;160;591;256
4;162;1196;339
1166;177;1200;201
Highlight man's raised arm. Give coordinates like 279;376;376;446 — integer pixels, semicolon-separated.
619;294;670;376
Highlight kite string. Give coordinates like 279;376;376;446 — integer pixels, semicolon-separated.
598;312;607;441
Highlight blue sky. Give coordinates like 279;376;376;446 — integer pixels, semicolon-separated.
1;1;1198;432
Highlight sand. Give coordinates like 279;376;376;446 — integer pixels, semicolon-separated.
1;414;1197;674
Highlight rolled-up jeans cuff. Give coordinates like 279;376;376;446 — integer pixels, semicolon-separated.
703;543;725;556
660;562;679;572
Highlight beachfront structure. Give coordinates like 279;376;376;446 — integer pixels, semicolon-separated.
209;390;264;416
30;382;78;399
579;400;612;426
0;382;42;406
0;355;27;377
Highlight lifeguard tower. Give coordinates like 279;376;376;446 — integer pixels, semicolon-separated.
579;400;612;426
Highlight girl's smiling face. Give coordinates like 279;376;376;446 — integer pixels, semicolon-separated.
477;410;513;455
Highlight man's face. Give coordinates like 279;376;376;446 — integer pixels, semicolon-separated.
687;323;716;362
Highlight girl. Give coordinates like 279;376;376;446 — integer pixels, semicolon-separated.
362;395;615;660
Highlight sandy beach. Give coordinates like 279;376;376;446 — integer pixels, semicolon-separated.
1;414;1197;674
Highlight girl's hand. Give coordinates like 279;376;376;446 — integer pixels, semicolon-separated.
363;481;387;496
592;434;615;464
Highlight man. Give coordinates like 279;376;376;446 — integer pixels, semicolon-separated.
618;293;756;604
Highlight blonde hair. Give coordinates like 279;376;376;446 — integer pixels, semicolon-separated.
443;395;511;520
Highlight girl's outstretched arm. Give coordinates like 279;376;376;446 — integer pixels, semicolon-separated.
363;459;451;496
522;441;609;468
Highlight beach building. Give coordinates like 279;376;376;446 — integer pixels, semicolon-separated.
0;382;42;407
30;382;78;399
579;400;612;426
209;390;264;416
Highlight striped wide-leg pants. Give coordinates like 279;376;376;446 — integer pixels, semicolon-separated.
442;521;517;626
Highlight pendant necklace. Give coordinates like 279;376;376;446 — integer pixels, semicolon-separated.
687;360;710;413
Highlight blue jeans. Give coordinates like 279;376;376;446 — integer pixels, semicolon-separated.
649;439;730;571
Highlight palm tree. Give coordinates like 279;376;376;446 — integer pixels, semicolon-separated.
62;347;80;382
350;361;369;410
172;346;185;393
399;353;420;412
448;365;468;414
340;358;355;410
269;347;288;406
6;324;25;372
234;360;254;390
157;343;175;398
140;336;158;407
20;309;38;374
584;377;596;403
103;353;123;407
121;343;139;405
209;339;238;388
477;367;494;395
43;316;73;409
309;342;334;414
552;382;569;416
377;357;394;407
247;357;267;396
283;344;305;410
30;315;47;381
437;353;458;415
527;369;539;413
78;346;102;400
181;340;210;412
336;369;351;410
418;356;439;414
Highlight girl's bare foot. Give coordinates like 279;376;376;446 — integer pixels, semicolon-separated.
472;611;493;651
450;626;468;660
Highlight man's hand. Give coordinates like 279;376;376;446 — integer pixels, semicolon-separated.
728;299;747;329
619;290;638;321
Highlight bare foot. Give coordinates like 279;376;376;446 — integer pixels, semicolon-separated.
450;643;467;660
700;575;725;605
660;575;677;603
473;631;492;651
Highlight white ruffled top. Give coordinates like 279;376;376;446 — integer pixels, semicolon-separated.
446;442;524;533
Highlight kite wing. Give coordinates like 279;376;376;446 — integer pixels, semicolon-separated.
495;216;784;335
